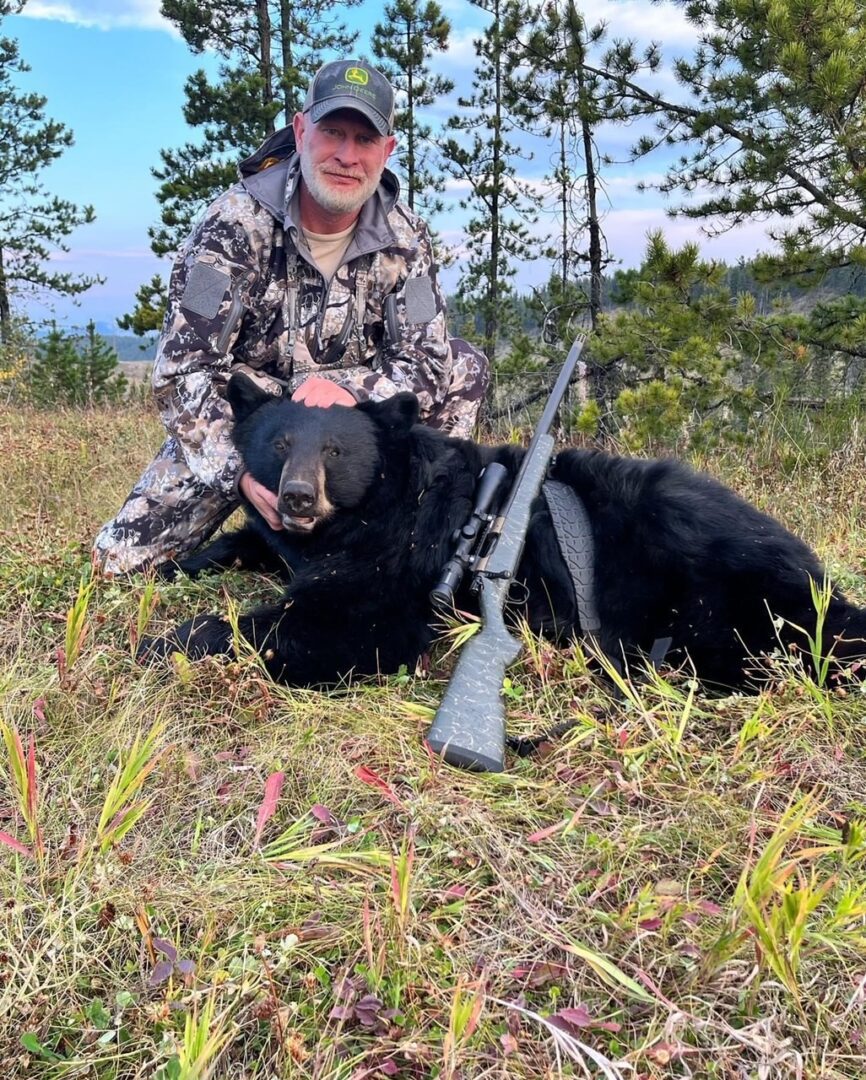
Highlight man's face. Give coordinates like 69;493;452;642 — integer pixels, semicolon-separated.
293;109;396;216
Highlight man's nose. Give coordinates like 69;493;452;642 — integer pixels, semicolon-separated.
333;138;360;165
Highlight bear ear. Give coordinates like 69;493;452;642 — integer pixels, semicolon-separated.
227;373;281;423
367;392;420;435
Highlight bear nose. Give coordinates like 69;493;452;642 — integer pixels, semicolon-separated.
280;481;315;514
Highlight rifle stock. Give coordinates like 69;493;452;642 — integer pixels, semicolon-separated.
424;578;519;772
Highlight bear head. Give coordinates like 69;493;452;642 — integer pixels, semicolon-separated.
227;374;419;534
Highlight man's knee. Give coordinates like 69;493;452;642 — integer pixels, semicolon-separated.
93;443;238;576
428;338;490;438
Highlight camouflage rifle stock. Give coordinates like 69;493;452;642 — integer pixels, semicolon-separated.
425;333;588;771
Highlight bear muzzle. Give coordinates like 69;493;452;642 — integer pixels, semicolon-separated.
278;480;330;532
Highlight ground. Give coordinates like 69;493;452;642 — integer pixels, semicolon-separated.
0;401;865;1078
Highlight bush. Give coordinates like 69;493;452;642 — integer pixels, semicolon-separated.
27;321;128;407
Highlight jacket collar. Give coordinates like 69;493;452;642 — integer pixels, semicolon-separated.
240;152;400;258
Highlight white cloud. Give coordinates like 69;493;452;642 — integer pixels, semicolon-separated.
591;0;699;49
20;0;177;33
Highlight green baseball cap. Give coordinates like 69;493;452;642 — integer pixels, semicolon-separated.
303;60;396;136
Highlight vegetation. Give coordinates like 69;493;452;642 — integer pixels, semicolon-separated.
1;400;865;1077
0;0;99;339
26;322;128;407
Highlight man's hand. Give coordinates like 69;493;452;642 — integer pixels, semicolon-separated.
239;471;284;531
292;376;356;408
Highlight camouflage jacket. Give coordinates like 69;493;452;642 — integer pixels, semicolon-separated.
152;153;454;496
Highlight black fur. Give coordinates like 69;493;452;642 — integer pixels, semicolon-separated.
141;374;866;690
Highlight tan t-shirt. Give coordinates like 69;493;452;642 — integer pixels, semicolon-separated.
302;223;356;284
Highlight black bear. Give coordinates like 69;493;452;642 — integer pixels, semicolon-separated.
143;373;866;692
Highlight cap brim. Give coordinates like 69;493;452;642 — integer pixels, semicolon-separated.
308;98;391;136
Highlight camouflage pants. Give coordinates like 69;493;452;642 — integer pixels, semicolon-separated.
93;338;489;576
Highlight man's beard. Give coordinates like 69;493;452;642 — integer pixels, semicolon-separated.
300;150;382;215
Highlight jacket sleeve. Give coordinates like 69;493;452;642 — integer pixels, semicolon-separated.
335;217;452;420
151;189;266;497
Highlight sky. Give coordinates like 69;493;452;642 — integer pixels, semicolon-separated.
5;0;778;329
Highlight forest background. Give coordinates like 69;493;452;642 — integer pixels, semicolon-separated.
2;0;866;448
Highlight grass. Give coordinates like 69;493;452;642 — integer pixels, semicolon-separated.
0;400;865;1078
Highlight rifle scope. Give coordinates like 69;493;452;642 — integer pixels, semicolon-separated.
429;462;510;610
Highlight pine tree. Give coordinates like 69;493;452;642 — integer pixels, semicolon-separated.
588;0;866;392
598;0;866;274
0;2;100;340
371;0;453;215
75;321;127;405
439;0;540;365
518;1;610;325
122;0;360;334
28;321;126;407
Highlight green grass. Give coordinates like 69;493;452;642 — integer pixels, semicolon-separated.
0;401;865;1078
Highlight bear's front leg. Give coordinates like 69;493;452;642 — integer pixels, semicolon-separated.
138;613;234;662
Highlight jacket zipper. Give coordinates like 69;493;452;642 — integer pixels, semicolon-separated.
215;269;256;355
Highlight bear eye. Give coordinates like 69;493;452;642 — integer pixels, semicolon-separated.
274;437;290;454
328;446;341;458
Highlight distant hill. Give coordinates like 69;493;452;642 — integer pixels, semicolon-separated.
107;335;158;362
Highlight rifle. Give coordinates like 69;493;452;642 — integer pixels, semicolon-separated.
425;333;588;772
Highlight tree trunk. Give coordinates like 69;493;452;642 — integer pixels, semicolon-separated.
485;0;502;366
256;0;275;134
0;244;9;345
279;0;296;124
406;20;416;211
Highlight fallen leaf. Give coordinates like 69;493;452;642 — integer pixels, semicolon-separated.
353;765;405;809
254;771;285;846
501;1032;519;1056
0;830;33;858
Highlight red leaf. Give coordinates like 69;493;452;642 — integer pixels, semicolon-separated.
310;804;338;824
148;959;174;987
32;698;46;722
501;1032;519;1056
638;917;664;931
550;1005;593;1030
527;819;568;844
0;830;33;858
443;884;468;899
698;899;722;915
353;765;405;809
153;938;178;962
253;771;285;846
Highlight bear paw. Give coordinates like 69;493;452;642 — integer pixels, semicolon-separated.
137;614;233;663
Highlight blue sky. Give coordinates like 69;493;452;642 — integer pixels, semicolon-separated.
6;0;776;329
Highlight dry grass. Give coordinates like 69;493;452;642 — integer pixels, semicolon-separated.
0;401;864;1079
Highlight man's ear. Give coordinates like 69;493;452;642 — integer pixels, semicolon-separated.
364;392;419;435
292;111;306;152
227;373;281;423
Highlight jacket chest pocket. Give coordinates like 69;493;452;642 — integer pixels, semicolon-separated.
235;278;290;368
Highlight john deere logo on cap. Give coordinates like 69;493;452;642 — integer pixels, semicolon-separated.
346;67;369;86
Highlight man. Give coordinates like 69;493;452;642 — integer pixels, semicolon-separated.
94;59;488;575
